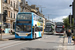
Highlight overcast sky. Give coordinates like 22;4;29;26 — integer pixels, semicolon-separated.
26;0;73;22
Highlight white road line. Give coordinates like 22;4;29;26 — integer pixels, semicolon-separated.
0;41;21;47
0;41;29;50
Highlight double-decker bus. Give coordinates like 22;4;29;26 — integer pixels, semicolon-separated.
55;22;64;34
45;22;55;34
15;12;44;39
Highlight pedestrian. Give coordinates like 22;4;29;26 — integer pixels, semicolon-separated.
0;26;2;34
72;29;75;45
66;29;72;44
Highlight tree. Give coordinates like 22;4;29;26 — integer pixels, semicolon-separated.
63;17;74;30
63;17;70;29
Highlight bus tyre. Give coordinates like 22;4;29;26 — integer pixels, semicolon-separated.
33;34;35;39
20;38;23;40
40;36;42;38
35;33;36;39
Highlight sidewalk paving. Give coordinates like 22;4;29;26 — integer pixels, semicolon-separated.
0;33;12;35
62;37;75;50
0;33;15;40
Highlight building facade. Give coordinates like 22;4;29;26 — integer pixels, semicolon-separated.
2;0;18;30
2;0;46;33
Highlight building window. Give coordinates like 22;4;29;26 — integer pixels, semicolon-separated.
11;13;12;18
14;13;15;19
4;0;7;3
11;1;12;6
8;11;10;17
14;3;15;8
8;0;10;4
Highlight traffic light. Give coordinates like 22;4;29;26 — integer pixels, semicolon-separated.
3;11;7;22
69;15;73;24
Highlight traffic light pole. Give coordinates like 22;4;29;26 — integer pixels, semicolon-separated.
0;14;3;40
70;13;72;28
0;14;2;40
72;0;75;43
0;14;8;41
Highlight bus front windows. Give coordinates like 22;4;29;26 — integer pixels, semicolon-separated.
17;14;32;20
46;23;52;26
16;25;31;32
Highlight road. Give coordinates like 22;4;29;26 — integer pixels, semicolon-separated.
0;34;64;50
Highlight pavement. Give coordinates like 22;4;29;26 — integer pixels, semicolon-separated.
58;37;75;50
64;37;75;50
0;33;12;35
0;33;15;40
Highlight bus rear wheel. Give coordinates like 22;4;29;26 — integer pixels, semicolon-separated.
35;33;36;39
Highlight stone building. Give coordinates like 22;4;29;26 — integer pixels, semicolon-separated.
2;0;18;30
1;0;46;33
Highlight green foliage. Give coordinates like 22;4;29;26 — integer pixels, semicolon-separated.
63;17;70;29
63;17;74;29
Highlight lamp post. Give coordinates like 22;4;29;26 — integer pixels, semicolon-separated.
0;0;8;41
70;0;75;44
36;5;46;13
45;14;51;21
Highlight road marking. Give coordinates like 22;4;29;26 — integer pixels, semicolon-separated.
0;38;43;50
38;39;40;41
57;38;67;50
0;41;29;50
0;35;60;50
0;41;22;48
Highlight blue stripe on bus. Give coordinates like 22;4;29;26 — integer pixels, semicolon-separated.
17;20;31;21
39;32;40;37
16;23;31;25
18;12;32;14
39;32;41;37
15;34;31;39
31;13;34;39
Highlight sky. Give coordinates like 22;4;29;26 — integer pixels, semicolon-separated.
26;0;73;22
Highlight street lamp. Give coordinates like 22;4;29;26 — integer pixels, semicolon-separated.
36;5;46;13
45;14;51;20
69;0;75;45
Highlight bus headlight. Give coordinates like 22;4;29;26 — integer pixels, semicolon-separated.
26;33;28;35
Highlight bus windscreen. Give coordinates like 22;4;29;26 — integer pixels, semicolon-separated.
56;22;63;26
46;23;52;26
16;25;31;32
